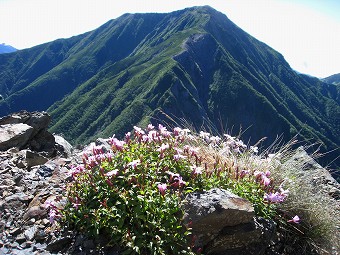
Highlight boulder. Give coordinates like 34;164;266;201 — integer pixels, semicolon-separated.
29;130;55;154
25;150;49;168
95;138;112;152
183;188;275;254
0;111;53;152
0;111;50;133
54;135;73;158
0;111;75;157
285;147;340;200
0;124;34;150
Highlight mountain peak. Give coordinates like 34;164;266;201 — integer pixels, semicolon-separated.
0;43;17;54
322;73;340;85
0;7;338;169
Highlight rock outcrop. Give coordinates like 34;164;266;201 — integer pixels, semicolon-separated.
183;188;275;255
285;147;340;201
0;111;72;158
0;111;75;254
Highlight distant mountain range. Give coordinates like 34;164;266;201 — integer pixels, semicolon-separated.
323;73;340;85
0;6;339;167
0;43;17;54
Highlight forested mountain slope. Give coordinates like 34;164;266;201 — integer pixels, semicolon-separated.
0;6;338;167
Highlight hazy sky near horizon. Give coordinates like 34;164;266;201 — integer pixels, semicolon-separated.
0;0;340;78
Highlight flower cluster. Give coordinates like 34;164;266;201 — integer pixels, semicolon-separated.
60;124;295;254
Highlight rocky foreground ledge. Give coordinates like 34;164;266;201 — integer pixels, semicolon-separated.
0;111;339;255
0;111;76;254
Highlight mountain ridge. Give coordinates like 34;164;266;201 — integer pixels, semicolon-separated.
0;6;339;167
0;43;17;54
323;73;340;85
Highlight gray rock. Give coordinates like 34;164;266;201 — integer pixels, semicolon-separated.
0;111;50;134
25;150;48;168
4;193;32;203
183;188;254;236
9;228;22;236
34;229;47;241
13;174;23;185
0;124;34;151
29;130;55;154
95;138;112;152
23;206;47;221
24;225;37;241
15;234;26;244
46;237;72;252
183;188;275;254
24;112;50;135
205;217;275;255
285;147;340;200
54;135;73;158
0;112;28;125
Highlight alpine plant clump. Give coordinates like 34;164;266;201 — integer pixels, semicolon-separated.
48;124;297;254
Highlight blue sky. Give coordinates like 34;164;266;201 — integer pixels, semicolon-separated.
0;0;339;78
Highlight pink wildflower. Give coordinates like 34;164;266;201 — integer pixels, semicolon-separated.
191;165;203;175
168;171;180;182
279;187;289;197
128;159;140;169
288;215;300;224
261;175;271;186
250;146;259;154
254;170;264;178
105;169;119;177
171;176;186;188
133;126;145;136
49;209;58;224
182;128;191;135
157;143;170;153
173;127;182;136
92;146;103;155
209;136;221;144
158;124;167;132
199;131;210;142
173;154;186;161
70;165;84;177
240;170;250;179
124;132;131;143
158;124;171;137
106;152;113;162
109;137;125;151
264;192;286;203
147;124;155;130
189;146;199;156
174;147;183;154
82;152;89;160
142;135;149;142
157;183;167;196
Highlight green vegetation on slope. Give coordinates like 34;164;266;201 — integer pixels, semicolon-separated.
0;6;339;168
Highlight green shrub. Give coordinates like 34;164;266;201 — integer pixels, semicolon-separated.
49;124;307;254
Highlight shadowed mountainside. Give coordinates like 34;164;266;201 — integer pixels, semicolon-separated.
0;43;17;54
323;73;340;85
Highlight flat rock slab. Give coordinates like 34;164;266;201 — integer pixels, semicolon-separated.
183;188;254;230
0;124;34;151
183;188;254;248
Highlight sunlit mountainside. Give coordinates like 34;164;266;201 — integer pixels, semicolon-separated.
0;6;339;167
